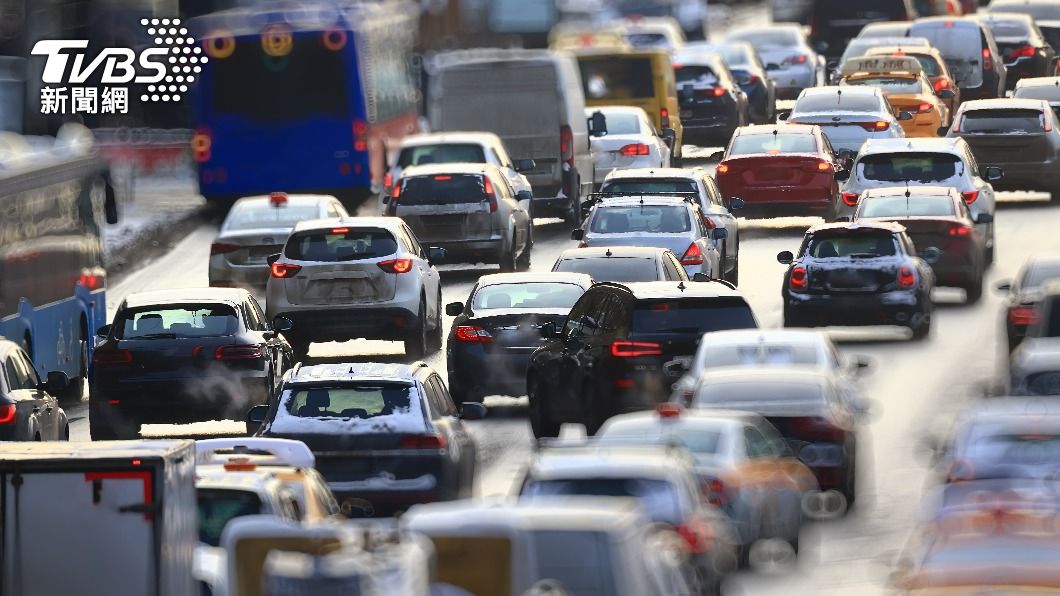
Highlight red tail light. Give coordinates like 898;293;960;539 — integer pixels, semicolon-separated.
656;403;684;418
865;121;890;131
949;224;971;236
1043;113;1054;132
377;258;413;274
383;172;393;189
0;404;15;425
560;125;574;166
1010;45;1036;59
701;477;728;507
215;344;263;360
269;191;288;206
961;190;978;204
93;349;133;365
400;433;448;449
660;107;670;128
841;192;860;207
270;262;301;278
716;163;730;174
680;242;704;266
610;341;662;357
192;128;212;163
675;516;714;554
482;176;498;213
898;265;916;288
78;271;105;290
619;143;651;156
1010;307;1041;326
789;265;808;291
982;48;993;71
454;325;494;343
353;119;368;152
933;78;950;93
812;160;831;172
783;54;808;65
711;86;726;97
210;243;240;256
917;102;933;114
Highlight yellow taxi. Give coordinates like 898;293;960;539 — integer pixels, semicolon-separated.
864;45;962;115
549;23;631;51
840;55;954;137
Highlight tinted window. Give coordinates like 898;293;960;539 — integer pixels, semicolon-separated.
793;93;882;113
579;56;656;100
858;153;961;182
631;298;756;334
6;354;36;390
225;202;320;230
729;133;818;155
816;0;911;20
472;282;585;310
961;109;1046;134
554;257;661;282
599;423;724;455
522;478;684;524
285;228;397;262
985;19;1031;38
285;384;413;418
397;174;490;206
197;489;264;547
907;24;982;72
904;54;942;77
589;205;691;234
596;112;643;135
602;178;698;194
807;230;897;257
693;381;826;408
1014;86;1060;103
115;304;239;339
858;195;956;218
985;2;1060;20
1022;263;1060;290
397;144;487;167
675;65;718;87
530;531;617;595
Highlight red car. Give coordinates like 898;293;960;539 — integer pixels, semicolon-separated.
711;124;847;219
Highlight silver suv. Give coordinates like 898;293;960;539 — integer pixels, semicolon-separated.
264;217;445;359
386;163;533;271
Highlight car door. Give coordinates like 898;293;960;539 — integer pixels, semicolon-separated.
9;351;53;439
244;297;283;390
402;224;441;320
497;176;529;255
700;175;737;266
429;375;476;481
491;145;533;198
559;291;604;419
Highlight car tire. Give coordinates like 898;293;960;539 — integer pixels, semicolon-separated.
428;290;443;352
290;339;310;362
58;335;88;402
910;312;932;341
985;241;995;266
405;297;429;359
965;272;983;304
724;255;740;287
499;245;517;273
527;374;560;438
90;409;136;441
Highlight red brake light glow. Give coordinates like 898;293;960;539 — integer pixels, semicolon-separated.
400;434;448;449
270;262;302;278
483;176;498;213
680;242;704;265
874;120;889;130
610;341;662;357
433;175;452;181
1043;113;1054;132
560;125;574;166
917;102;933;114
1010;307;1041;326
210;242;240;256
712;86;726;97
377;258;413;274
454;325;494;343
982;48;993;71
383;172;393;189
78;271;104;290
0;404;14;425
656;403;683;418
330;227;349;234
269;191;288;206
660;107;670;128
841;192;860;207
790;266;808;291
898;265;916;288
961;190;979;204
716;163;730;174
619;143;651;156
215;344;263;360
1011;45;1036;59
92;349;133;365
191;128;211;163
817;160;831;171
933;78;950;92
949;224;971;236
353;119;368;152
703;477;728;507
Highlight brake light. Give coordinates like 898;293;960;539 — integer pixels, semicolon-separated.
949;224;971;236
711;86;726;97
917;102;933;114
702;477;728;507
874;121;889;131
269;191;288;206
1010;307;1041;326
610;341;662;357
191;128;211;163
961;190;978;204
214;344;263;360
331;227;349;235
270;262;301;278
701;215;716;230
1044;113;1054;132
223;460;257;472
675;517;714;553
789;265;808;291
210;242;240;256
78;271;105;290
680;242;704;265
619;143;651;156
656;403;683;418
817;160;832;171
482;176;498;213
841;192;860;207
390;183;402;202
1010;44;1036;59
660;107;670;128
377;258;413;274
92;349;133;365
933;78;950;92
783;54;808;65
0;404;14;425
716;163;729;174
400;433;448;449
383;172;393;189
433;175;452;181
982;48;993;71
454;325;494;343
560;125;574;166
353;119;368;152
898;265;916;288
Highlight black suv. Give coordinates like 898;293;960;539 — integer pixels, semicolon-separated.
525;281;758;438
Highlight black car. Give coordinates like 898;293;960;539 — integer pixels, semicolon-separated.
996;254;1060;349
978;13;1056;90
446;272;594;404
778;222;935;340
90;288;292;440
808;0;916;58
552;246;689;283
983;0;1060;64
671;52;750;144
682;42;776;124
526;280;758;438
0;339;70;441
908;17;1008;101
247;361;484;517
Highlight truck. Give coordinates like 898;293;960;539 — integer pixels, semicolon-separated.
0;440;197;596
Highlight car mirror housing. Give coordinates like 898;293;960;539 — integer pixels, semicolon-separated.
246;405;269;434
516;190;533;202
898;111;913;122
267;253;281;266
921;247;941;265
273;317;294;333
570;228;584;241
711;228;728;240
708;150;725;162
446;302;464;317
514;158;536;172
975;212;994;224
460;402;487;421
96;324;111;337
777;250;794;265
43;371;70;394
984;166;1004;182
727;197;745;210
428;247;447;263
938;89;955;100
692;272;711;282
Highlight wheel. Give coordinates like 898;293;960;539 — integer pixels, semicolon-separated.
427;290;444;352
89;408;136;441
289;339;310;361
58;333;88;402
724;253;740;286
527;374;560;438
964;272;984;304
405;296;428;358
910;312;931;341
498;244;517;273
985;239;995;266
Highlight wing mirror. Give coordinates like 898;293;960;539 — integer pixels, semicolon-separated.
516;190;533;203
246;405;268;435
460;402;488;421
937;89;955;100
661;127;676;149
273;316;294;333
570;228;585;241
96;324;111;338
43;371;70;394
937;126;950;136
921;246;941;265
663;360;690;376
445;302;464;316
540;321;563;339
975;212;993;224
897;111;914;122
777;250;794;265
995;279;1012;293
588;110;608;137
692;272;711;282
765;62;781;71
267;253;281;266
708;150;725;161
710;228;728;240
514;158;536;172
428;247;447;263
984;166;1004;181
727;197;745;211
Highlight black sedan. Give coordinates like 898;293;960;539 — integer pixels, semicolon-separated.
778;221;935;340
672;51;750;145
996;253;1060;350
978;13;1057;90
0;339;70;441
446;272;594;404
682;42;776;124
89;288;292;440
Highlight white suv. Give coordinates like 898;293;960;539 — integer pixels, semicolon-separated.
265;217;445;359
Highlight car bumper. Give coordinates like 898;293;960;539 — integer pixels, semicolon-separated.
424;239;504;263
208;259;270;291
313;454;454;517
784;290;927;327
271;306;420;342
592;155;664;184
448;343;536;400
769;68;815;99
985;161;1060;192
735;194;836;218
91;375;269;423
930;253;979;288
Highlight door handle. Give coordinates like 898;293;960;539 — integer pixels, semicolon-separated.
32;406;40;413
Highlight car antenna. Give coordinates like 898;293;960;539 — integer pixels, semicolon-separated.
905;180;911;213
605;248;613;257
677;281;686;292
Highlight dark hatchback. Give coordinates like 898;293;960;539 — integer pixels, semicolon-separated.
672;53;749;145
90;288;292;440
778;222;935;340
996;254;1060;349
983;0;1060;68
977;13;1056;89
248;362;482;517
526;281;758;438
680;42;776;124
446;272;594;404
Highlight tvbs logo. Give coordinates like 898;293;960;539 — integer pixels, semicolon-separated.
32;40;167;84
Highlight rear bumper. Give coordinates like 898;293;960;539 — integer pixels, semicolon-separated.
314;455;454;517
448;342;535;400
275;307;419;342
423;239;504;263
784;290;928;327
930;252;979;288
208;258;270;291
725;188;836;218
90;374;269;423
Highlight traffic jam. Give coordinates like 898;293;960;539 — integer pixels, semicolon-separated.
7;0;1060;594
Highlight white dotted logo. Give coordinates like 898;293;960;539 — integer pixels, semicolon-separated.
139;18;206;103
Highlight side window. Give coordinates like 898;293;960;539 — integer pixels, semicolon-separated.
244;299;265;330
565;292;598;337
743;426;770;459
820;134;836;159
497;176;516;200
963;148;979;177
431;375;458;416
14;353;39;389
757;423;791;457
402;225;426;257
662;256;683;281
491;147;510;169
703;176;724;207
3;357;19;391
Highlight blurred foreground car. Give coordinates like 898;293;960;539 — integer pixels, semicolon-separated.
1010;281;1060;395
1013;76;1060;118
723;25;824;100
552;246;689;282
785;86;908;153
0;339;69;441
996;254;1060;349
586;106;672;183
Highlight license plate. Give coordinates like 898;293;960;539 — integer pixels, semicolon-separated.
248;246;276;260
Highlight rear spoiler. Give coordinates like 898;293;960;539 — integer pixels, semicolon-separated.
195;437;315;469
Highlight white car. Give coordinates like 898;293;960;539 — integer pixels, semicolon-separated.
616;16;687;50
586;106;672;186
785;86;908;153
724;24;825;100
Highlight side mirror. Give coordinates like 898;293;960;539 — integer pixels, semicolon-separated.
428;246;447;263
445;301;464;317
516;190;533;203
826;59;839;71
851;355;873;374
588;111;607;137
937;89;955;100
898;111;913;122
514;159;536;173
460;402;487;421
776;111;790;122
711;228;728;240
43;371;70;394
975;212;994;224
692;272;711;282
708;150;725;162
273;316;294;333
570;228;584;241
246;404;268;434
984;166;1004;181
835;170;850;182
777;250;794;265
104;182;119;224
728;197;745;211
995;279;1012;293
834;216;851;222
663;360;689;376
267;253;281;266
921;246;941;265
661;128;676;149
937;126;950;137
96;324;111;337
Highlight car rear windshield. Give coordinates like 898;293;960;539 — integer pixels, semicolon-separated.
985;19;1031;38
589;205;691;234
675;65;719;87
224;202;320;231
843;76;922;94
579;56;656;100
692;381;825;408
599;423;724;455
198;489;263;547
473;282;585;310
1022;263;1060;290
961;109;1046;134
602;178;698;194
729;133;818;155
858;153;961;182
632;298;757;334
985;2;1060;20
397;144;487;167
807;230;898;257
627;33;671;49
522;477;684;524
530;530;617;594
116;303;239;339
596;112;643;135
858;195;956;218
1014;87;1060;103
285;228;397;262
1044;301;1060;338
726;29;800;48
554;256;661;282
701;343;820;368
816;0;911;20
793;93;881;113
908;24;982;63
397;174;490;206
285;383;413;419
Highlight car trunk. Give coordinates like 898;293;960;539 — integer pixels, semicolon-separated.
285;262;397;306
279;432;443;487
960;126;1052;166
394;174;496;244
471;308;568;355
807;257;900;294
584;232;696;260
216;227;290;266
115;337;243;373
590;134;658;170
720;154;830;194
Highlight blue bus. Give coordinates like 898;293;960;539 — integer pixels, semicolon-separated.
188;2;421;209
0;139;118;400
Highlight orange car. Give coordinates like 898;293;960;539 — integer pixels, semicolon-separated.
865;45;962;115
841;56;954;137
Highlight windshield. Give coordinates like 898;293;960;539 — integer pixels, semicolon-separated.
225;202;320;230
806;230;898;257
729;133;818;155
116;303;238;339
675;65;718;87
726;29;800;48
595;112;643;135
599;423;724;456
589;205;691;234
985;19;1031;38
843;76;922;94
472;282;585;310
198;489;264;547
700;343;820;368
961;109;1047;134
858;153;961;182
397;174;491;206
602;179;698;194
579;56;656;100
522;477;684;524
554;256;664;282
632;298;757;334
530;530;617;594
793;93;882;113
284;228;397;262
397;144;486;167
858;195;956;218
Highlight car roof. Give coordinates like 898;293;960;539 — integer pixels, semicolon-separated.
398;131;501;147
556;246;671;259
195;465;293;492
1016;77;1060;89
286;361;432;384
529;445;693;481
699;366;832;386
603;407;763;428
233;194;335;208
619;280;745;299
960;98;1051;111
604;167;707;180
862;185;960;198
432;48;563;69
734;123;817;136
290;216;404;233
475;272;595;288
978;11;1035;24
121;287;250;308
399;163;503;177
596;196;694;208
807;220;908;234
404;497;649;534
911;16;983;29
859;137;965;155
800;85;881;97
702;328;826;346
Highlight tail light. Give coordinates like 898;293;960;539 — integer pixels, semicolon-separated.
856;121;890;131
383;172;393;189
789;416;845;441
701;476;728;507
783;54;808;66
610;341;662;357
269;191;288;206
898;265;916;288
78;270;105;290
192;128;212;163
1043;112;1054;132
716;163;730;174
710;86;726;97
841;192;860;207
675;516;714;554
949;224;971;236
400;433;448;449
680;242;704;265
961;190;979;204
560;125;574;167
0;404;15;425
619;143;650;156
93;349;133;366
483;176;498;213
811;160;832;172
353;119;368;152
1010;307;1040;326
270;262;301;278
656;403;684;418
933;78;951;93
789;265;808;291
215;344;263;360
577;241;589;248
377;258;413;274
917;102;933;114
660;107;670;128
982;48;993;71
454;325;494;343
210;242;240;255
1010;45;1036;59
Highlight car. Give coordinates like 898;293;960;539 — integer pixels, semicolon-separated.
572;196;725;280
1009;281;1060;396
839;56;953;137
830;36;930;83
855;20;912;40
784;86;908;153
208;193;349;292
907;17;1008;101
863;44;962;115
585;106;672;184
445;272;594;403
723;24;825;100
669;329;870;403
0;339;69;441
806;0;917;58
616;16;687;50
526;280;758;436
517;443;740;591
264;216;445;359
852;186;989;301
838;138;1001;260
549;21;633;51
90;288;290;440
983;0;1060;59
977;13;1056;89
596;404;820;555
679;41;776;124
1012;76;1060;118
402;498;699;596
690;367;870;505
946;98;1060;198
713;123;847;220
670;50;750;145
777;221;936;339
551;246;690;283
996;253;1060;349
381;132;536;210
387;163;533;271
247;361;484;517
